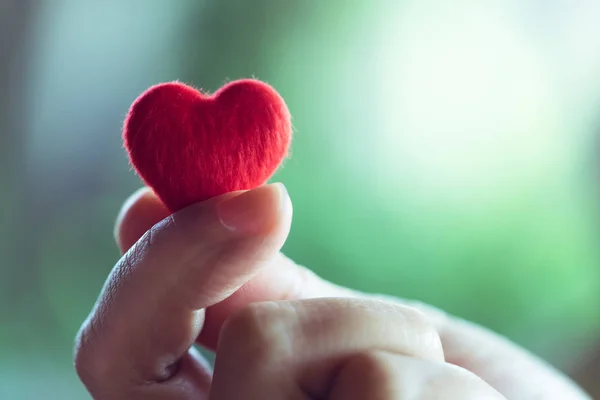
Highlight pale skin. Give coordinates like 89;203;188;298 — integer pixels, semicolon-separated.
74;183;591;399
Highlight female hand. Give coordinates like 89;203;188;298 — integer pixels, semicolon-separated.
74;184;590;399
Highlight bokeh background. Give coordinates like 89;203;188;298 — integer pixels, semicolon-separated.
1;1;600;398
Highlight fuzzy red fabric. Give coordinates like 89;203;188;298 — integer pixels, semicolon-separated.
123;79;292;212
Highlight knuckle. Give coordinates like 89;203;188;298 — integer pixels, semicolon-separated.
73;319;107;387
363;300;443;360
73;327;90;378
396;303;437;333
394;304;443;358
74;315;124;394
220;301;296;364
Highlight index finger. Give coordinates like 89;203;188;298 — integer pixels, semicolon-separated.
75;183;292;398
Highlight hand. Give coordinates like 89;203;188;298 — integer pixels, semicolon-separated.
74;184;590;399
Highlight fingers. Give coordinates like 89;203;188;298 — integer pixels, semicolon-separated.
434;317;593;400
330;351;505;400
113;188;589;399
75;183;292;399
209;298;445;399
196;252;357;347
365;294;592;399
114;188;355;349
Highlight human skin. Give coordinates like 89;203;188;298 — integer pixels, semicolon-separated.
74;183;591;399
572;347;600;397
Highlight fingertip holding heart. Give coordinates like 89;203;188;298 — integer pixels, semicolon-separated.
123;79;292;212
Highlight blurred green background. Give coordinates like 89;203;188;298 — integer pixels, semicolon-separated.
1;0;600;398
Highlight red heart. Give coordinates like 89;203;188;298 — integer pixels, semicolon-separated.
123;79;292;212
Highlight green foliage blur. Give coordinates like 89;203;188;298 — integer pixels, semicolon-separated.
1;1;599;398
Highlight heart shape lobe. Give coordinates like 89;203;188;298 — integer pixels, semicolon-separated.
123;79;292;212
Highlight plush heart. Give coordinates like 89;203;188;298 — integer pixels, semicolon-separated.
123;79;292;212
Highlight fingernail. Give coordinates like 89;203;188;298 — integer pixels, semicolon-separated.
217;183;290;233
